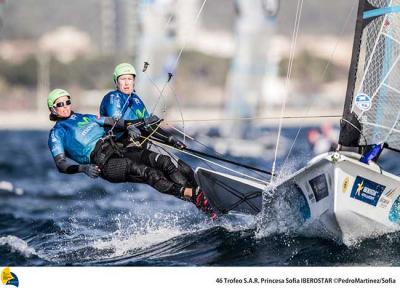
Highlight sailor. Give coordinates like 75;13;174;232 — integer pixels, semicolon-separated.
100;63;150;144
307;123;338;155
99;63;215;215
48;88;216;218
100;63;185;149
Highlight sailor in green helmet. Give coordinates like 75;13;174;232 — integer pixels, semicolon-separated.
99;63;215;217
48;87;216;218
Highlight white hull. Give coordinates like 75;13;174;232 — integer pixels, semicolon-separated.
269;152;400;244
196;151;400;244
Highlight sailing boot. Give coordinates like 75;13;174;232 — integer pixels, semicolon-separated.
192;187;217;220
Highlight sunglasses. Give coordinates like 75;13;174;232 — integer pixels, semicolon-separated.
54;100;71;108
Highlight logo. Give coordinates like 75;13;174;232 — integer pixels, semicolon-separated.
389;195;400;223
385;187;398;199
77;116;91;128
1;267;19;288
308;174;329;202
350;176;385;206
354;93;372;111
135;108;147;119
342;177;350;193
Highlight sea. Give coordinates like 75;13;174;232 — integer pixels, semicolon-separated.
2;128;400;266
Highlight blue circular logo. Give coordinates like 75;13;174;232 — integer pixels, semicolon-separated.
355;93;372;111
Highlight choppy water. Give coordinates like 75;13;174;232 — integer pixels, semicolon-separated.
2;129;400;266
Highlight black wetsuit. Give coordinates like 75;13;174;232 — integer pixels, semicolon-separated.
49;113;195;199
90;137;196;197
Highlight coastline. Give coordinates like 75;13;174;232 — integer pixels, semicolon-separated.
0;108;342;130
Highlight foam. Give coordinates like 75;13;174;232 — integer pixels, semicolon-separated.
91;211;206;258
0;235;36;257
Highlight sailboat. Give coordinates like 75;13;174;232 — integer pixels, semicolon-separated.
195;0;400;244
197;0;288;161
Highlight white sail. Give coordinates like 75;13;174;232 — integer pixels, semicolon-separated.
224;0;279;137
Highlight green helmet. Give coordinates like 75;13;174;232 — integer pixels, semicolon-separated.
113;63;136;82
47;88;70;109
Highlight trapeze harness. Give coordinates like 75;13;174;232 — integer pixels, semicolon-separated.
90;127;197;198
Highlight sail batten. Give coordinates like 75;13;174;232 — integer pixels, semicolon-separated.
339;0;400;150
363;5;400;19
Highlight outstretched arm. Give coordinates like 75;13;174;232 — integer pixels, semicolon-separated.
53;154;100;178
49;127;100;178
96;116;144;130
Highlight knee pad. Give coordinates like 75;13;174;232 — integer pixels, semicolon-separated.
129;163;149;179
145;168;165;186
155;154;177;175
102;158;130;183
144;168;182;196
177;159;196;187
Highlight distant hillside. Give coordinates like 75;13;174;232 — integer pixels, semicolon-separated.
0;0;101;41
1;0;358;45
200;0;357;35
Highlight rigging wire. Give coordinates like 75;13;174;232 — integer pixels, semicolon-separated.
150;0;208;115
136;0;267;179
151;140;269;185
164;114;342;123
166;83;186;143
165;123;272;179
143;1;209;147
280;1;357;171
107;93;132;135
270;0;304;182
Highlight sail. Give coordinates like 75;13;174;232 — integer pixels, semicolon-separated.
224;0;279;138
0;0;5;31
339;0;400;150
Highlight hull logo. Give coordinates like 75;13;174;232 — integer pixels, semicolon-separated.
354;93;371;111
350;176;385;206
342;177;350;193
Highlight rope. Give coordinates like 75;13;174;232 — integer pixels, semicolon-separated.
171;0;208;73
164;114;341;123
271;0;304;182
152;140;269;185
151;0;208;115
138;122;163;147
107;94;132;136
184;147;273;175
166;84;186;143
164;122;271;179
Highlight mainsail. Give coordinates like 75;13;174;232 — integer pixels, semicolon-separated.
339;0;400;150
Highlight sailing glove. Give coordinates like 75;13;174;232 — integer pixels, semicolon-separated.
112;111;122;121
127;125;142;140
144;114;161;126
79;164;101;178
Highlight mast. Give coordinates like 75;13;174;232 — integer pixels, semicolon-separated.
339;0;371;147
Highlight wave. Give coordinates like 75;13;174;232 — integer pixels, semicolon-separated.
0;235;37;258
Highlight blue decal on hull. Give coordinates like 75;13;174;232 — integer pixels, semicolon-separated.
350;176;385;206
